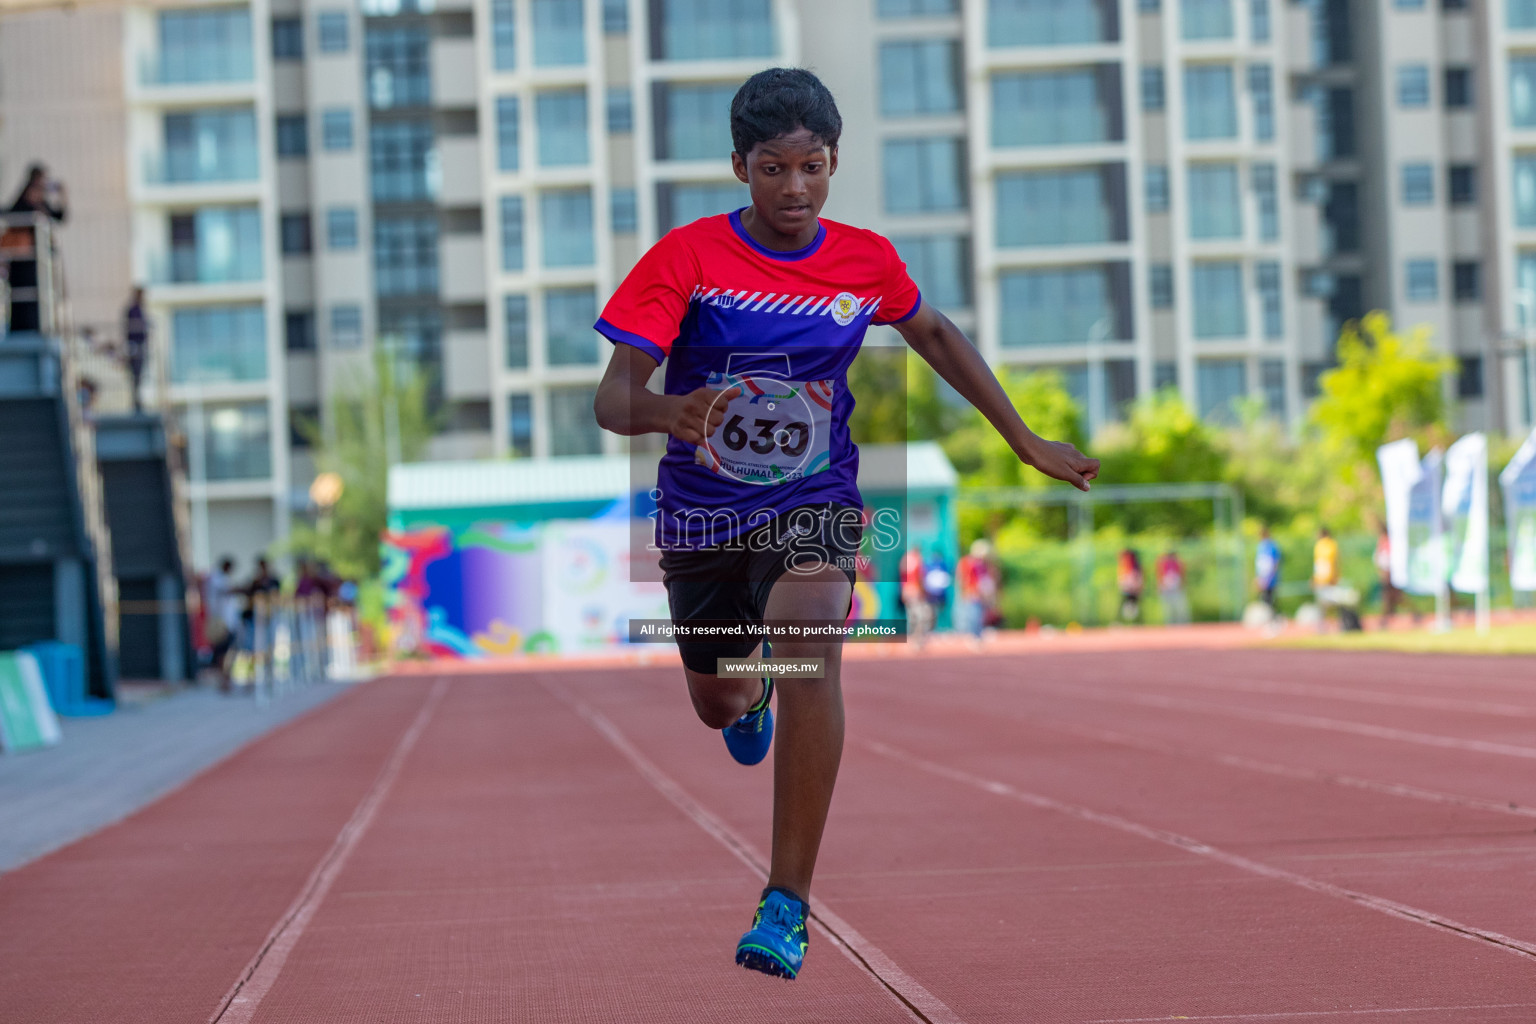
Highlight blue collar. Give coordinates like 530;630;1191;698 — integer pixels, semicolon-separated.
728;208;826;262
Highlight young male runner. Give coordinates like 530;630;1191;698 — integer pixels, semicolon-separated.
592;68;1098;980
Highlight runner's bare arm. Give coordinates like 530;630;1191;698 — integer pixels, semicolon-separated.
593;342;743;446
893;303;1100;492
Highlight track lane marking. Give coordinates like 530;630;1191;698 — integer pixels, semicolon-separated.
208;678;449;1024
540;677;967;1024
862;739;1536;963
1089;1004;1536;1022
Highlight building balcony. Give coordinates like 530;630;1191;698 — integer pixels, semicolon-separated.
440;234;486;303
431;37;477;109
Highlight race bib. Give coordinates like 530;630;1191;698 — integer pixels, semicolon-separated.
694;372;835;487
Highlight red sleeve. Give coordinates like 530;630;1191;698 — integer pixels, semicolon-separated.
594;229;699;362
871;233;922;325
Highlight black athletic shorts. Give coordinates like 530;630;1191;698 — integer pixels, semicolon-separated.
659;503;863;675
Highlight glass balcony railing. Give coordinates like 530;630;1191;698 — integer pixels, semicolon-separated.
150;245;264;286
138;49;255;87
144;150;260;186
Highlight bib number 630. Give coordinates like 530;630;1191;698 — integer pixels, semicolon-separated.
721;415;811;458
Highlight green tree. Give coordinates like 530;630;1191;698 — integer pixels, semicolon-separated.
285;350;438;579
1091;387;1227;534
846;345;959;443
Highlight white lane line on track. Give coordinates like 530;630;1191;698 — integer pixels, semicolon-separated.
973;677;1536;761
541;678;967;1024
1089;1003;1536;1022
862;739;1536;963
1080;672;1536;719
208;678;449;1024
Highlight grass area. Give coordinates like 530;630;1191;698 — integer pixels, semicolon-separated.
1268;623;1536;656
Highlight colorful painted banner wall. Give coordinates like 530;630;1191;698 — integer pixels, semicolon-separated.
381;519;669;659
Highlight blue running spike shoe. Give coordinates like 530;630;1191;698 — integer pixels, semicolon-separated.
736;887;809;980
722;676;773;765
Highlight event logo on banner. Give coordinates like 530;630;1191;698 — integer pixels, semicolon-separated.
1406;448;1445;595
1502;428;1536;592
1377;438;1421;589
1442;432;1489;595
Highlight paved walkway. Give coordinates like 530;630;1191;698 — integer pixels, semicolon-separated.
0;681;350;871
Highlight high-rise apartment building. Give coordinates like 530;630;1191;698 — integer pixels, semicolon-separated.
4;0;1535;567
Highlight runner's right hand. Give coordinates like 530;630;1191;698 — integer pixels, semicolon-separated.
666;385;743;446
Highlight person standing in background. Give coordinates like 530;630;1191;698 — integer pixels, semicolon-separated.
1373;524;1405;630
1255;525;1281;613
122;286;149;412
955;539;998;642
1117;548;1144;623
4;164;67;334
900;545;932;647
1312;526;1341;631
1156;549;1189;625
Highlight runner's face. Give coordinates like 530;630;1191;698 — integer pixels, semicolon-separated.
732;128;836;243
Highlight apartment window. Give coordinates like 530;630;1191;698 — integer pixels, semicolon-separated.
1141;66;1165;111
321;109;353;150
1402;163;1434;205
1443;0;1468;8
1395;0;1424;8
167;207;263;284
1511;0;1536;27
1457;355;1483;398
550;387;603;455
883;137;966;213
1250;163;1277;241
329;305;363;349
1184;65;1237;139
1260;359;1285;419
1249;63;1274;141
1139;0;1160;9
546;287;599;366
650;0;774;60
1519;157;1536;226
994;67;1123;146
988;0;1117;46
500;195;525;272
508;393;534;456
532;0;585;66
1150;264;1174;308
1250;0;1270;41
1187;164;1241;239
366;26;431;109
654;82;735;159
370;120;435;201
285;311;315;351
154;9;253;84
1154;362;1178;390
611;187;638;233
276;114;308;158
536;89;589;166
656;181;749;231
879;0;958;12
603;0;629;32
1181;0;1232;39
1406;259;1438;302
1449;165;1476;205
326;207;358;250
1513;58;1536;128
997;166;1125;247
374;215;439;295
170;305;267;384
1397;64;1430;107
378;310;441;392
1145;164;1170;212
1453;261;1480;302
1317;87;1355;158
272;17;303;58
1191;262;1246;337
1257;260;1282;338
1197;360;1246;421
162;109;259;183
541;188;595;267
495;97;521;172
491;0;516;70
891;234;971;309
504;295;529;369
880;41;962;116
997;264;1125;347
606;88;633;134
200;402;272;481
280;212;312;255
317;10;349;52
1444;67;1473;108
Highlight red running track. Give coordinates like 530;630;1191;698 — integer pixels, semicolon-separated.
4;648;1536;1023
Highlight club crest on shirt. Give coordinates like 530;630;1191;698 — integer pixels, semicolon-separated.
830;291;859;326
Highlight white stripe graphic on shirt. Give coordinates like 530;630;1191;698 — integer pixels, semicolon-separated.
750;293;777;311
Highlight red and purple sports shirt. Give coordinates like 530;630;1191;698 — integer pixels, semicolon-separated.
595;209;922;549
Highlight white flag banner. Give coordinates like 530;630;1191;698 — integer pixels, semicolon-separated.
1502;427;1536;592
1406;448;1445;596
1442;432;1489;595
1377;438;1421;589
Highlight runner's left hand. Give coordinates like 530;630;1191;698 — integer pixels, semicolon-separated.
1022;437;1099;492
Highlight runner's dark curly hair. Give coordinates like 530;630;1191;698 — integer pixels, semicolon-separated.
730;68;842;156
